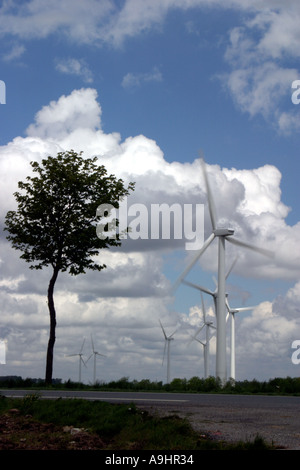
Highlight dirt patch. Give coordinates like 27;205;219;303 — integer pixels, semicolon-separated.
0;409;105;450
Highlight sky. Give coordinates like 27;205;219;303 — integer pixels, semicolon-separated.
0;0;300;384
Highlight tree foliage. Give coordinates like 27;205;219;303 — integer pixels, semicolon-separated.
5;150;134;274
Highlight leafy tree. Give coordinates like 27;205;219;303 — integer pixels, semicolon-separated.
4;150;134;384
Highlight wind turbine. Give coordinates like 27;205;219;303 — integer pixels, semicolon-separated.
172;156;273;385
87;334;106;384
189;293;216;378
67;338;87;383
225;296;256;381
159;320;177;384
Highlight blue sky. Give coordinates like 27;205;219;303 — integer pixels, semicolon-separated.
0;1;300;384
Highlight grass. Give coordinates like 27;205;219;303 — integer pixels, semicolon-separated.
0;393;274;450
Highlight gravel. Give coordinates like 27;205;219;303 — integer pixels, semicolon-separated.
139;400;300;450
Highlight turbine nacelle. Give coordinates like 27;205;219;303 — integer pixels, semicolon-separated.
213;228;234;237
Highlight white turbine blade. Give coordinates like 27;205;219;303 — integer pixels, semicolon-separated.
80;338;85;354
194;337;205;347
159;320;167;340
171;233;215;292
226;256;238;279
86;353;93;363
200;292;206;322
81;356;88;368
194;323;205;337
235;306;256;312
182;279;215;297
200;156;218;231
227;236;274;258
169;327;178;339
95;352;106;357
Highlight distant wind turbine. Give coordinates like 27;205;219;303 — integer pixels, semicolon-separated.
172;156;274;385
159;320;177;384
225;296;256;381
189;293;216;378
67;338;87;383
87;334;106;384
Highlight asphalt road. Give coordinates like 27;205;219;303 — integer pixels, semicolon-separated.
1;390;300;449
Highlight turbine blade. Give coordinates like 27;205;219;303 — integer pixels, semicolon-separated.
200;292;206;322
169;327;178;339
159;320;167;340
80;338;85;354
86;353;93;363
200;156;218;231
226;256;238;279
171;233;216;292
194;323;205;337
227;236;274;258
235;306;256;312
182;279;215;297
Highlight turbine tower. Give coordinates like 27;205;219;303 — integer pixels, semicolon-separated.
159;320;177;384
172;157;273;385
225;296;256;381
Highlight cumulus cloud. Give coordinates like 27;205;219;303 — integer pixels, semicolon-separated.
222;3;300;132
1;87;299;382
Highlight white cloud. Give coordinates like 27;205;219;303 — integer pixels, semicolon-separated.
26;88;101;139
55;58;94;83
2;43;26;62
122;66;162;90
222;4;300;132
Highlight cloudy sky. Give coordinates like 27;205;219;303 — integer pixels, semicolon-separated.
0;0;300;384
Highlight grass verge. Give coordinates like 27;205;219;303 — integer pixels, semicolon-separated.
0;394;274;450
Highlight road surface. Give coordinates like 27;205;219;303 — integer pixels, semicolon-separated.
1;389;300;449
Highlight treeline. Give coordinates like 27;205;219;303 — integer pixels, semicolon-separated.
1;375;300;395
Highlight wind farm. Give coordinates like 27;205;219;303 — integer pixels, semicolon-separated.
172;158;274;385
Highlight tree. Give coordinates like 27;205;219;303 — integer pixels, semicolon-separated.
4;150;135;384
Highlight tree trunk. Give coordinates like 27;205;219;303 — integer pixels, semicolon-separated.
45;267;59;385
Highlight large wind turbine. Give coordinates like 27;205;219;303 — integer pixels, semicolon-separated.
159;320;177;384
87;334;106;384
189;293;216;378
67;338;87;383
225;296;256;381
173;157;273;385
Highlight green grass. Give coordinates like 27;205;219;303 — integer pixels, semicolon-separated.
0;394;274;450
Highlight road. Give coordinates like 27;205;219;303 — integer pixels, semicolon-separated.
1;390;300;449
